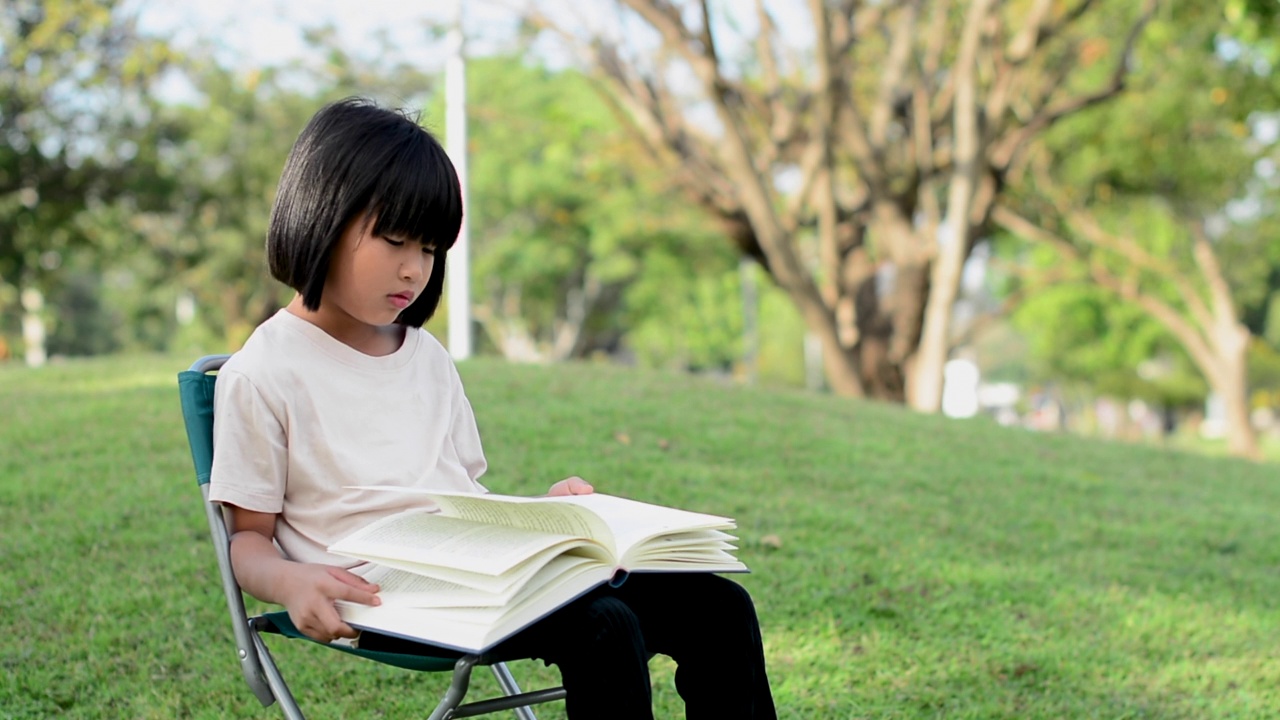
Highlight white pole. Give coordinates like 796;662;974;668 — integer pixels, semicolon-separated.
445;0;472;360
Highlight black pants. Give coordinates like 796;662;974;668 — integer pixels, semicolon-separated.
490;573;776;720
362;573;776;720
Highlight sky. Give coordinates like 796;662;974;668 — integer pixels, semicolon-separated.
133;0;522;73
132;0;537;106
132;0;815;77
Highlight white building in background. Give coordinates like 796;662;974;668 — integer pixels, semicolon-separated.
942;358;980;419
21;288;46;368
176;292;197;326
977;381;1022;426
1202;393;1225;439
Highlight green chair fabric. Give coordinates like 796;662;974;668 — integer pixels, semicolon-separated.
177;369;216;486
259;612;462;673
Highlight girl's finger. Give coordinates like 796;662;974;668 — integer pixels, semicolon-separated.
332;580;382;607
328;566;380;592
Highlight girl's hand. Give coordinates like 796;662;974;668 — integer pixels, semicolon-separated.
547;476;594;496
278;564;381;643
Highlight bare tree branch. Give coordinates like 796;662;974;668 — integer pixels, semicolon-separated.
781;133;826;234
984;0;1057;138
696;0;717;68
990;0;1158;170
1006;0;1060;63
909;0;949;233
807;0;840;306
753;0;782;100
618;0;715;85
829;2;890;191
1190;220;1243;331
869;1;920;149
992;205;1220;374
1031;0;1102;54
1066;209;1216;334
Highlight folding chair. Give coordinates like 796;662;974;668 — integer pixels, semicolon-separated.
178;354;567;720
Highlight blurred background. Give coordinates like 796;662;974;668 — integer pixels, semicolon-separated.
2;0;1278;460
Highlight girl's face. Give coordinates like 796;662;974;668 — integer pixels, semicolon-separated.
319;212;435;332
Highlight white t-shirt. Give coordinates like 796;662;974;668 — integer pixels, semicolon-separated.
208;309;487;567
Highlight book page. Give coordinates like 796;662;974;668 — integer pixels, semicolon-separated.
428;493;617;554
625;528;745;569
336;555;617;653
348;487;620;555
355;541;603;595
363;566;508;608
345;487;744;573
548;494;737;565
329;510;582;577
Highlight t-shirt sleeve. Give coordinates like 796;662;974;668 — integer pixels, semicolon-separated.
448;366;488;490
208;369;289;513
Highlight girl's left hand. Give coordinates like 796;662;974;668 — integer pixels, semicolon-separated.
547;476;594;496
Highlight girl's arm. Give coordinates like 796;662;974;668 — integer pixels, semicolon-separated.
226;505;382;643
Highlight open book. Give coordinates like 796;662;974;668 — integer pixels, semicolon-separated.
328;489;747;653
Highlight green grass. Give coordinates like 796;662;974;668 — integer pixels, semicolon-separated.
2;354;1279;719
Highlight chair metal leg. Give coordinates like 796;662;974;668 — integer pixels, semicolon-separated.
250;630;305;720
427;655;480;720
427;657;566;720
490;663;537;720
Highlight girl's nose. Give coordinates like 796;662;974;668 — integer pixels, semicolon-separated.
401;254;428;283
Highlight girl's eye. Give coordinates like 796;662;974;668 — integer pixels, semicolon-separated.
422;245;436;255
384;237;405;247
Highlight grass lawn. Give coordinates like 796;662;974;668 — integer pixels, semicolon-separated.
2;353;1278;719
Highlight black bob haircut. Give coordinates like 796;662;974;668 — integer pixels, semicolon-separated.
267;97;463;328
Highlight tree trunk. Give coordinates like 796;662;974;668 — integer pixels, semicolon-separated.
911;246;963;411
1209;322;1259;460
888;259;929;404
857;330;902;401
806;320;900;401
910;0;991;412
785;285;864;397
802;257;905;401
820;334;865;398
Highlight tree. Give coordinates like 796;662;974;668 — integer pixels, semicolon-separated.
523;0;1156;407
460;56;737;363
993;0;1280;458
1001;235;1210;409
0;0;178;360
155;65;317;349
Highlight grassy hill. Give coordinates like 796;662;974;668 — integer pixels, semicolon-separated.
2;354;1277;719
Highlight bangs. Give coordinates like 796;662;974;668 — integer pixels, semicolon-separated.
365;128;463;251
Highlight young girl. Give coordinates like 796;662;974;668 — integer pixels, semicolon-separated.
209;97;776;720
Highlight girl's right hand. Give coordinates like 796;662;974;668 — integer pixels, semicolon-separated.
279;564;381;643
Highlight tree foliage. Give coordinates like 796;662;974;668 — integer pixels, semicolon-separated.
993;0;1280;456
0;0;180;351
460;56;739;366
94;31;444;353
